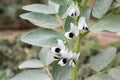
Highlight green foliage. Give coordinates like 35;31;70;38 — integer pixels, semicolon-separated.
20;12;60;28
52;62;71;80
51;0;69;5
108;66;120;80
92;0;113;18
39;47;54;65
85;73;115;80
90;14;120;32
64;16;74;32
18;59;45;69
22;1;59;14
90;47;117;72
82;6;91;22
9;70;50;80
21;29;64;47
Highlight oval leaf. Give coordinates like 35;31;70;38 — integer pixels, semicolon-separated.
116;0;120;3
18;59;44;69
90;14;120;32
90;47;117;72
23;1;59;14
9;70;50;80
21;29;64;47
108;66;120;80
92;0;113;18
39;47;54;65
85;73;115;80
20;12;60;28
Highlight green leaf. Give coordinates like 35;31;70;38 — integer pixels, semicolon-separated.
64;16;74;32
52;61;71;80
117;52;120;62
90;14;120;32
21;29;64;47
90;47;117;72
85;73;115;80
116;0;120;3
108;66;120;80
20;12;60;28
18;59;45;69
51;0;69;5
9;70;50;80
22;1;59;14
59;5;68;19
92;0;113;18
82;6;91;22
39;47;54;66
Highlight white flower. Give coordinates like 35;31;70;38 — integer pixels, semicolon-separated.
58;58;67;66
67;3;80;17
78;16;89;31
51;39;65;54
65;23;79;39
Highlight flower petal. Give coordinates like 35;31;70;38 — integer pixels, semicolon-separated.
57;39;65;50
78;16;86;30
58;58;67;66
69;60;75;67
70;23;79;36
64;32;73;39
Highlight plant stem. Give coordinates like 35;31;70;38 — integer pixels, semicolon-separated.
72;35;81;80
45;67;53;80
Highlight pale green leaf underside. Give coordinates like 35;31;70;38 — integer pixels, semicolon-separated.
85;73;115;80
20;12;60;28
18;59;44;69
118;52;120;62
39;47;55;65
21;29;64;47
90;47;117;72
23;1;59;14
90;14;120;32
59;5;68;19
108;66;120;80
92;0;113;18
9;70;50;80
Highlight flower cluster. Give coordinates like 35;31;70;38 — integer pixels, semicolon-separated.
51;2;88;67
51;39;80;67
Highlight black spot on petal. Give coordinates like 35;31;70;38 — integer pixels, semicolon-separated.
55;48;61;53
63;58;67;64
69;32;74;38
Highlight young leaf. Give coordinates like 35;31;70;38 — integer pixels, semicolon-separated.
90;47;117;72
9;70;50;80
22;1;59;14
90;14;120;32
64;16;74;32
18;59;44;69
52;61;71;80
21;29;64;47
92;0;113;18
85;73;115;80
39;47;54;66
108;66;120;80
20;12;61;28
82;6;91;22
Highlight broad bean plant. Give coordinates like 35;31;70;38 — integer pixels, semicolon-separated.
10;0;120;80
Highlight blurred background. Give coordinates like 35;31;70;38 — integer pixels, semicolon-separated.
0;0;120;80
